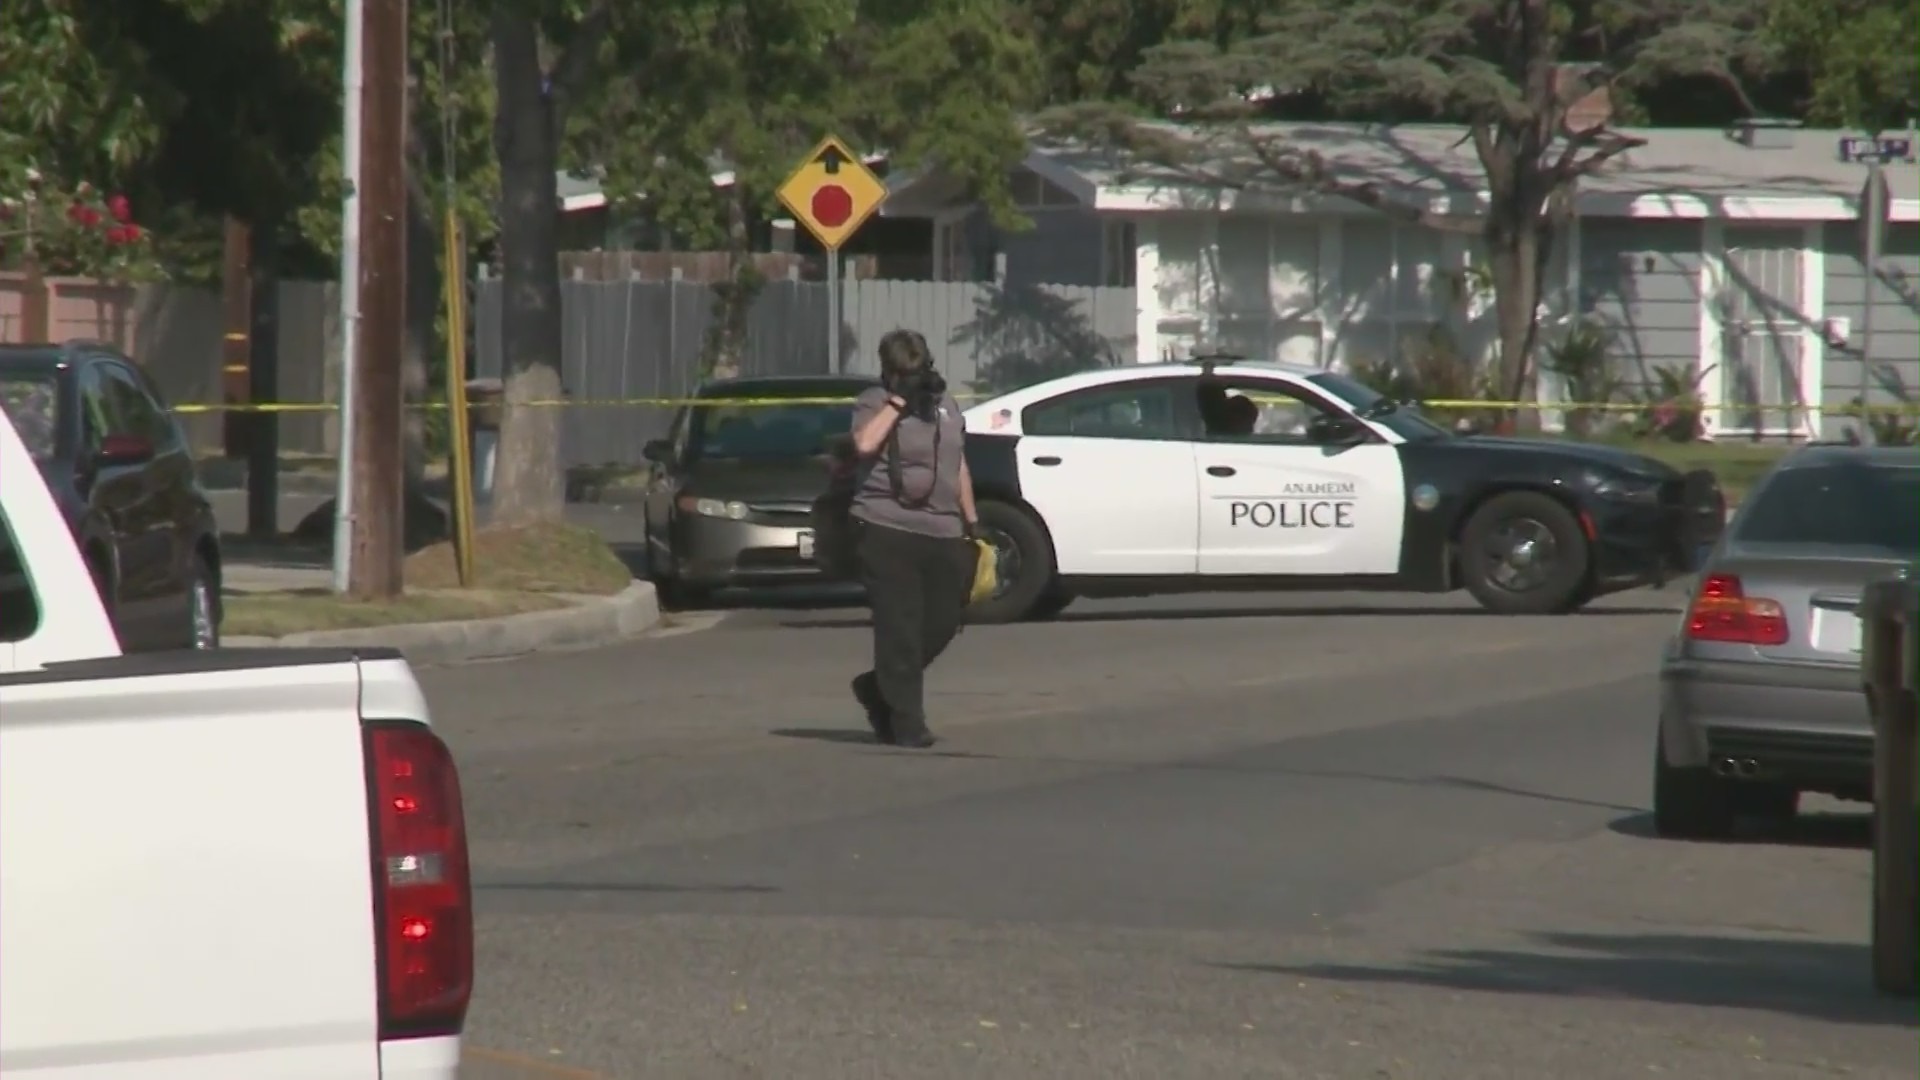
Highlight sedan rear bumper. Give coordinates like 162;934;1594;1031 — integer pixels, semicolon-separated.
1661;658;1873;793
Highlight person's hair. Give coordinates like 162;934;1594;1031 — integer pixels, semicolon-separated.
876;329;933;379
876;329;946;420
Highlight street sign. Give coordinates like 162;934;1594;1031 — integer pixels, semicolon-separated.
775;136;887;251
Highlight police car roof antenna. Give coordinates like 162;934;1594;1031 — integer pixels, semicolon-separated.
1186;347;1247;379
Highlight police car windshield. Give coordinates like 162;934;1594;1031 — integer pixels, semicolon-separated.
1305;372;1452;441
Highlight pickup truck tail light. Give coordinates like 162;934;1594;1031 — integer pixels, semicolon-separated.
1686;572;1788;646
365;721;473;1041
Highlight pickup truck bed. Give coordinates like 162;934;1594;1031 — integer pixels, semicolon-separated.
1;646;468;1080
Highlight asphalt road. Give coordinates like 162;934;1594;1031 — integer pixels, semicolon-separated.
412;587;1912;1080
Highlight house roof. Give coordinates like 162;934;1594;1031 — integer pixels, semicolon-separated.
886;122;1920;223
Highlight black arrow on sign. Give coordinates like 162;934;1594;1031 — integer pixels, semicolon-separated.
815;145;847;175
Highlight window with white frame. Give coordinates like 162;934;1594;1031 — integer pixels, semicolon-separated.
1154;213;1322;365
1329;220;1449;373
1101;219;1137;287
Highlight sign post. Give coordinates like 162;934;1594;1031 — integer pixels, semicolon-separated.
775;136;888;373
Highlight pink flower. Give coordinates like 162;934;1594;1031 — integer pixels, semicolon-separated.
104;225;130;245
107;194;131;223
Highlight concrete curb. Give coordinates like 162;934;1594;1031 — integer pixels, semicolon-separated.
225;580;660;667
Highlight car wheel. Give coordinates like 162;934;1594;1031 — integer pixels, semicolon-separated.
1027;586;1076;621
656;578;713;610
966;500;1055;624
1459;491;1591;615
186;552;220;650
1652;734;1736;840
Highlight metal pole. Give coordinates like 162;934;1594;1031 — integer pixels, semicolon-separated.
331;0;364;592
827;249;841;373
1858;159;1885;447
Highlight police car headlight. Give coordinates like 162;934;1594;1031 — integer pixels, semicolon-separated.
678;495;750;520
1584;470;1661;505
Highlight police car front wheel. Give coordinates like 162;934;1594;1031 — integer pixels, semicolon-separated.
1457;491;1592;615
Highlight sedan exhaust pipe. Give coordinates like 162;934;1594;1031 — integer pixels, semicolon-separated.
1711;756;1761;779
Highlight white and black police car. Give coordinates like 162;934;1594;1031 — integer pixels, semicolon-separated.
959;355;1725;623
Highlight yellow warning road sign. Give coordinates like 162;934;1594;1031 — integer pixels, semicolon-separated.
775;135;887;251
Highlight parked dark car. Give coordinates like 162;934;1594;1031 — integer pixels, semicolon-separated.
639;375;876;605
0;343;223;650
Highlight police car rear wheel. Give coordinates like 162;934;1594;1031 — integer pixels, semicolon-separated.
1459;491;1590;615
966;500;1054;624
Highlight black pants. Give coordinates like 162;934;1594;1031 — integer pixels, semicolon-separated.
856;521;974;738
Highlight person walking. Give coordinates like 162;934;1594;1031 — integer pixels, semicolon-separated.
846;329;978;748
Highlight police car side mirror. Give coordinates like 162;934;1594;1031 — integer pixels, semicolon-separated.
1306;414;1364;446
642;439;674;464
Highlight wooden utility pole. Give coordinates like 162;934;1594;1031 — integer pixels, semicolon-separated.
219;217;251;458
349;0;407;598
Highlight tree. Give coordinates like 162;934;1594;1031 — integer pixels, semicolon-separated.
568;0;1042;377
1765;0;1918;132
1053;0;1775;415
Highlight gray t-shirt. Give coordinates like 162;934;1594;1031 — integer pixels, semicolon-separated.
849;386;966;539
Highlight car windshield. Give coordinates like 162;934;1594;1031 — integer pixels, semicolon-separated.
687;398;857;461
1306;371;1453;442
1734;461;1920;553
0;373;57;460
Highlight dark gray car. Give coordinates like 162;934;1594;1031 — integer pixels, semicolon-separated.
640;375;876;605
1654;444;1919;838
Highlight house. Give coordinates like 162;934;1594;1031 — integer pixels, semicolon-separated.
884;121;1920;441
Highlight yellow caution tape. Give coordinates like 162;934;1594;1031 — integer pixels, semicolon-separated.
168;396;1920;415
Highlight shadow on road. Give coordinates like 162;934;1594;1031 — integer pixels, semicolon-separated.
772;727;889;746
1608;810;1873;850
1217;930;1912;1027
780;602;1679;630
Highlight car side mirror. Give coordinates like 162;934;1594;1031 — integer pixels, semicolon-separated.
641;439;674;465
1306;414;1364;446
96;433;155;467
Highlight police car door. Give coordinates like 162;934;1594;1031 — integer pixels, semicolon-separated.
1192;379;1405;576
1012;377;1200;575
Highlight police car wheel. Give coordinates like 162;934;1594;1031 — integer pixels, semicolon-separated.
1458;491;1591;615
1028;586;1075;621
966;500;1054;624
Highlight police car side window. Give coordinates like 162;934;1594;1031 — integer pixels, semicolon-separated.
1205;383;1347;445
1022;383;1187;440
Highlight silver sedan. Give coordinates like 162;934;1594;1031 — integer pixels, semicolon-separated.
1654;444;1918;839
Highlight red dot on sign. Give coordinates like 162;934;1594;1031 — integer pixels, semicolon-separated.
811;184;854;228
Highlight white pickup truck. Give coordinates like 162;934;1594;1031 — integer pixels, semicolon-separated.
0;411;471;1079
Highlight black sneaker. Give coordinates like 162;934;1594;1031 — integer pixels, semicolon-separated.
851;673;894;744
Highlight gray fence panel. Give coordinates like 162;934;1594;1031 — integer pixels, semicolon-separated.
472;276;1135;468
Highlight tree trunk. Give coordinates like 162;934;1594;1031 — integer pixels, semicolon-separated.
489;10;566;525
1484;212;1549;434
702;186;756;380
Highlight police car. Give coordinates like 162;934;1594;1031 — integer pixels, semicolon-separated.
959;356;1725;623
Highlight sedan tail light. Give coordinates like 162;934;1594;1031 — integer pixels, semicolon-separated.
1686;573;1788;646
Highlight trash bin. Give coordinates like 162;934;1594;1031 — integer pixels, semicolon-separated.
465;378;503;504
1859;570;1920;997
